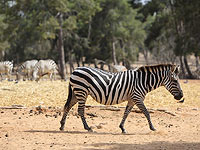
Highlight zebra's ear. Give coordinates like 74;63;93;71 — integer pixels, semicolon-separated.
172;65;180;75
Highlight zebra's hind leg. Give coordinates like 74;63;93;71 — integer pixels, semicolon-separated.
78;100;93;132
119;101;134;133
136;100;156;131
60;85;78;131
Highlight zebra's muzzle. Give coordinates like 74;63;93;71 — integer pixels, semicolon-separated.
174;92;183;100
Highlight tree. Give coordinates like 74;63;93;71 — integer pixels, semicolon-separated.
0;14;10;60
90;0;145;66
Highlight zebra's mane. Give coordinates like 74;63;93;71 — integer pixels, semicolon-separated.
135;64;176;72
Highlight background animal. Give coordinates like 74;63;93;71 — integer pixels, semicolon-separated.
16;60;38;81
33;59;58;81
0;61;13;81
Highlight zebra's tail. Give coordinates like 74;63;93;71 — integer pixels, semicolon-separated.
60;83;73;131
64;83;73;108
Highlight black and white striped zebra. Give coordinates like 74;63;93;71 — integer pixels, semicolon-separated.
0;61;13;81
60;64;184;133
33;59;58;81
16;60;38;81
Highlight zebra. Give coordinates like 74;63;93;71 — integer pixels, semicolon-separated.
60;64;184;133
16;60;38;81
0;61;13;81
33;59;58;81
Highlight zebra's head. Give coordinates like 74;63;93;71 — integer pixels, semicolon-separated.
163;65;184;102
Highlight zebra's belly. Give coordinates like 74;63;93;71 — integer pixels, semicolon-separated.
88;91;127;105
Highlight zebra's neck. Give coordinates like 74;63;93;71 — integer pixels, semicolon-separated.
135;66;168;95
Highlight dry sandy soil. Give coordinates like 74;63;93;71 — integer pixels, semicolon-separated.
0;80;200;150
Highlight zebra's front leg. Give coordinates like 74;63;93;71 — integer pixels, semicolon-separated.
78;100;93;132
119;101;134;133
136;100;156;131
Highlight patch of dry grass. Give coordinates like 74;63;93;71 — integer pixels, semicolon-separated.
0;80;199;109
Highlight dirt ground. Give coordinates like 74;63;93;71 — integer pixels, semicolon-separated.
0;80;200;150
0;105;200;150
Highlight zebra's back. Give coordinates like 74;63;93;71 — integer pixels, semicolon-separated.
18;60;38;72
35;59;57;73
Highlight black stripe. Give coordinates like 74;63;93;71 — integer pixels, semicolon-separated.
121;71;129;100
73;88;87;96
75;94;86;99
70;78;89;92
137;71;143;95
127;70;134;96
105;75;117;105
78;68;107;98
110;73;122;105
88;68;110;85
117;72;126;104
140;68;148;92
146;68;151;91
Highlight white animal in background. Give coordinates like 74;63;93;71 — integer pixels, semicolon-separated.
33;59;58;81
0;61;13;81
16;60;38;81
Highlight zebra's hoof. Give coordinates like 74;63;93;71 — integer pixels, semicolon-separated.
150;127;156;131
122;130;127;134
59;127;64;131
87;128;93;132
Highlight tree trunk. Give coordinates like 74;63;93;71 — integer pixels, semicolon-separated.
58;13;67;80
179;56;185;76
0;50;5;61
94;58;98;68
87;18;92;40
76;60;80;67
143;49;149;65
195;55;200;70
68;51;74;74
112;41;118;65
183;55;194;79
123;59;131;70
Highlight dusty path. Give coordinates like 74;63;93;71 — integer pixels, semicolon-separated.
0;106;200;150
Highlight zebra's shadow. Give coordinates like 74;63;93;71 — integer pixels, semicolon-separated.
24;130;141;135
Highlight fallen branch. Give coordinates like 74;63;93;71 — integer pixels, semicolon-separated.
0;105;26;109
156;109;177;116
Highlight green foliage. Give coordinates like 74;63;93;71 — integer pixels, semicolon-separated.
89;0;144;63
1;0;199;67
0;14;10;52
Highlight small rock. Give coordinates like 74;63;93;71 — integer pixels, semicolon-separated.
5;133;8;137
